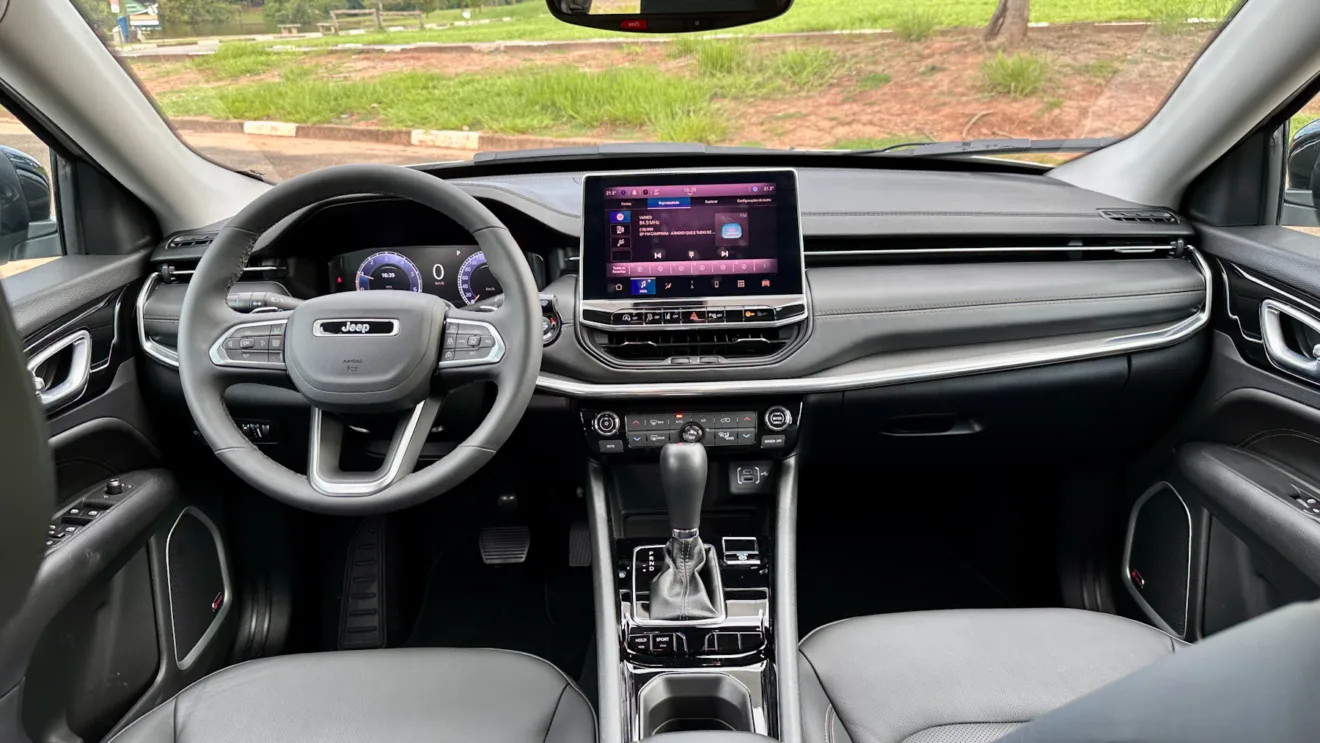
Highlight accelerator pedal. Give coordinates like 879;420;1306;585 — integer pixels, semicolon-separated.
339;517;389;650
568;520;592;567
480;525;531;565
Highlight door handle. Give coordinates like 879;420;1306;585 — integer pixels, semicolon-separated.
1260;299;1320;381
27;329;92;411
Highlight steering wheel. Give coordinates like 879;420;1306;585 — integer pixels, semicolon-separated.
177;165;542;515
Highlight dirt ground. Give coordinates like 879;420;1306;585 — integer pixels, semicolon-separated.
128;24;1297;149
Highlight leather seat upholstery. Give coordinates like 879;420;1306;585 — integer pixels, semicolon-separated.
109;648;595;743
799;608;1182;743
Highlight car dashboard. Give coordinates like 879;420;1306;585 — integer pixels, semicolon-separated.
136;161;1210;462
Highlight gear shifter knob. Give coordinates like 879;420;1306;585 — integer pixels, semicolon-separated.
659;442;707;533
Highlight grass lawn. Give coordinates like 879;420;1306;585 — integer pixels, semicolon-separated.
258;0;1239;48
158;41;845;143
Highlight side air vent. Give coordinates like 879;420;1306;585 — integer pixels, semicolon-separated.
166;232;217;250
1098;209;1178;224
597;326;793;363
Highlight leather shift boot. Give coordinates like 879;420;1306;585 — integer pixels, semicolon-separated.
648;535;721;621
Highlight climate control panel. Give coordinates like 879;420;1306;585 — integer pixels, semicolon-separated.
580;401;801;456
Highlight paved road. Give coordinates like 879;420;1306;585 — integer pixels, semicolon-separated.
0;123;472;182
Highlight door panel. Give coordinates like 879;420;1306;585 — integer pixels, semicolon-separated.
1123;225;1320;639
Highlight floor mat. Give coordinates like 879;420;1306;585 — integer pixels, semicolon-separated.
405;544;593;680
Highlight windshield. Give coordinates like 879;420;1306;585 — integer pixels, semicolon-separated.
62;0;1241;181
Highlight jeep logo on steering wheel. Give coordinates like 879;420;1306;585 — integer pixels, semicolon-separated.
313;319;399;337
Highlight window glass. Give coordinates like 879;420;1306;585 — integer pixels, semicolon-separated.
72;0;1244;182
0;106;61;279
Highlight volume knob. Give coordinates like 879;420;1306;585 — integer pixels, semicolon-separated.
593;411;621;436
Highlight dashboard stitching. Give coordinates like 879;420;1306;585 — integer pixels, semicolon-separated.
815;288;1204;316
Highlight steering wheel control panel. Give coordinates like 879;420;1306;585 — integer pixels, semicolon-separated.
581;402;800;456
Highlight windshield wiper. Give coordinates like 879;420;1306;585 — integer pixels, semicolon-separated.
847;137;1122;157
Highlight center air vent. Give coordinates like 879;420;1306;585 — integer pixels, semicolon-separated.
166;232;216;250
596;326;794;364
1098;209;1178;224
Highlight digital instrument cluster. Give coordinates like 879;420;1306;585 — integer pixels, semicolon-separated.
330;246;503;307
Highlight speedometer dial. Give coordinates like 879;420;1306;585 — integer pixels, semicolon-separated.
457;251;501;305
356;251;422;292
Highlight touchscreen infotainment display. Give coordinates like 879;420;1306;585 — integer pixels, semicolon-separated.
580;170;802;301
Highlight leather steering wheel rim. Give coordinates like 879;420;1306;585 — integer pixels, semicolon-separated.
177;164;542;515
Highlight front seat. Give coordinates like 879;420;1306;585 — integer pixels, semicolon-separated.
108;647;594;743
799;608;1180;743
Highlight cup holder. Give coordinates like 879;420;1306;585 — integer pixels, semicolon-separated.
637;673;756;737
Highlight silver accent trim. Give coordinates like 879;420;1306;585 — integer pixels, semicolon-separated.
438;318;507;369
1122;482;1192;639
1260;298;1320;382
170;265;281;277
166;506;233;671
208;318;289;369
763;405;792;432
137;274;180;367
538;247;1211;398
808;244;1175;257
579;295;808;331
27;329;92;411
307;401;428;496
577;168;810;335
312;318;399;337
672;528;699;540
630;544;728;627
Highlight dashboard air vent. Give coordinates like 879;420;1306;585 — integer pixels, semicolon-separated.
598;327;792;363
166;232;217;250
1098;209;1178;224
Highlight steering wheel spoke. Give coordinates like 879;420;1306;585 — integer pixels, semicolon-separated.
308;397;443;496
436;307;513;389
208;312;293;383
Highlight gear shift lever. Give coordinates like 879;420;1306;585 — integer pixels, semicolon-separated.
648;442;722;621
660;442;707;536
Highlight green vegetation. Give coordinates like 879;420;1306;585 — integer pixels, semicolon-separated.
1078;58;1122;81
1144;0;1239;33
830;134;931;150
981;51;1051;98
209;0;1243;50
1291;113;1320;135
892;8;938;42
157;40;843;144
190;43;291;79
1039;97;1063;115
857;72;892;90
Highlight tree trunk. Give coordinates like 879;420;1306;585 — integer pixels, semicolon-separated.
985;0;1029;50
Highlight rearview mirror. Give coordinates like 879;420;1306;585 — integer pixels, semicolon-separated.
547;0;792;33
1287;119;1320;192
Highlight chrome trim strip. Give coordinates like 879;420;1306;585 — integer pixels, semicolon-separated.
1232;264;1320;321
166;506;233;671
170;265;280;277
312;318;399;337
1122;481;1192;639
307;402;428;496
137;274;180;368
577;168;811;339
808;244;1175;257
579;294;808;332
1259;299;1320;383
537;248;1210;398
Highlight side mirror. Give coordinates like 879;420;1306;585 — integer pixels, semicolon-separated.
0;145;52;260
1287;119;1320;192
547;0;792;33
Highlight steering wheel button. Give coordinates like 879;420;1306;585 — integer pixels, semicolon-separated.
269;337;284;350
478;336;495;348
252;337;269;350
269;323;285;336
441;349;456;362
236;325;269;337
239;338;255;349
465;335;481;348
442;334;456;349
222;338;241;350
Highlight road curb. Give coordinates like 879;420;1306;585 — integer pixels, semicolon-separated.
172;117;607;151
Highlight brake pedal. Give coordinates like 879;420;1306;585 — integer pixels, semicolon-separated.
568;520;591;567
339;517;389;650
480;525;530;564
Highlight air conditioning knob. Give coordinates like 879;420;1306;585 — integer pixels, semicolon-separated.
593;411;621;437
764;406;793;432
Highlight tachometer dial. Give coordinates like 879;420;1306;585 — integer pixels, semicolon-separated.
356;251;422;292
456;251;502;305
